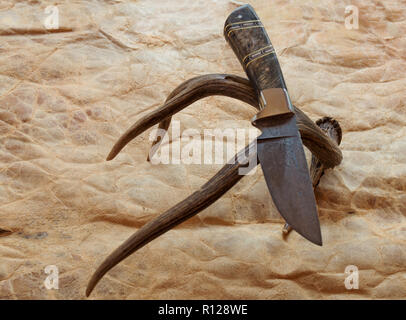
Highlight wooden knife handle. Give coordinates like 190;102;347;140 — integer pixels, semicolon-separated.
224;4;287;93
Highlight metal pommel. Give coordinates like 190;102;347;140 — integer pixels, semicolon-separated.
251;88;294;125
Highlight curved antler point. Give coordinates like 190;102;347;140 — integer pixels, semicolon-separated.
90;74;343;295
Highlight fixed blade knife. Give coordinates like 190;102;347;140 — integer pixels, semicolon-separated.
224;4;322;245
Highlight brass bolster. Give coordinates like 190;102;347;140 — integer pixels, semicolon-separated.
251;88;294;124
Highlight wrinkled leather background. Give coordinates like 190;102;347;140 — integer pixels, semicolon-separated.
0;0;405;299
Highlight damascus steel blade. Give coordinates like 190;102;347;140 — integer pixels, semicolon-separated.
254;115;322;245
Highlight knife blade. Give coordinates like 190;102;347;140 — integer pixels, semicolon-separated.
224;4;322;245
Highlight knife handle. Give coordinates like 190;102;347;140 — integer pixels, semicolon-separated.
224;4;287;93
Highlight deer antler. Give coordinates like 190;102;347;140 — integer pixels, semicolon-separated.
86;74;342;297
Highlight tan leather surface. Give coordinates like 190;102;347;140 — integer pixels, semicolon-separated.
0;0;405;299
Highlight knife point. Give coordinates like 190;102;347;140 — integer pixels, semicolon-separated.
309;231;323;246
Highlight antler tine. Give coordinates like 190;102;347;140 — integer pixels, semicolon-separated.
146;77;197;161
147;74;260;160
144;74;342;168
106;74;257;161
86;117;342;297
89;73;343;296
294;108;342;169
86;141;256;297
310;116;342;186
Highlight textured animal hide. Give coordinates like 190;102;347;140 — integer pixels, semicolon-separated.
0;0;405;299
